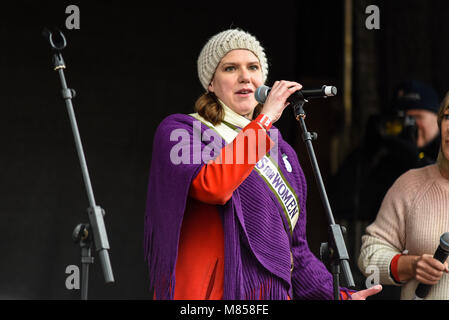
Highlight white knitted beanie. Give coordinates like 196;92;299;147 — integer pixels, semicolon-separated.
197;29;268;91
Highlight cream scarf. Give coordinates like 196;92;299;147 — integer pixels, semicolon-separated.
190;100;300;234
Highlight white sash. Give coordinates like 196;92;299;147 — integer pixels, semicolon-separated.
189;109;300;235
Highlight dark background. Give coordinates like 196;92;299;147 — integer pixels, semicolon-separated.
0;0;447;299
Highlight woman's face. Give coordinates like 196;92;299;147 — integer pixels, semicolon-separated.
441;107;449;161
208;49;263;119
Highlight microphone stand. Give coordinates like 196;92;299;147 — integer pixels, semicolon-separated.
42;28;115;299
291;97;355;300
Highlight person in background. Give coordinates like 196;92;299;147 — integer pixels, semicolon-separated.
358;91;449;300
327;80;440;297
330;80;440;227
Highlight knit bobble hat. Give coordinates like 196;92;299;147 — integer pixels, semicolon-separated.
197;29;268;91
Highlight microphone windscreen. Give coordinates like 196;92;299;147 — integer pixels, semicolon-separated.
255;85;271;104
440;233;449;252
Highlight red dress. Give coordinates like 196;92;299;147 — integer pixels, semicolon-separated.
174;120;272;299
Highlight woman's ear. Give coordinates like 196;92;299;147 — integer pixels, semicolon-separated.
208;81;214;93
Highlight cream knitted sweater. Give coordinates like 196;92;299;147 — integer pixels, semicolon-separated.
358;164;449;300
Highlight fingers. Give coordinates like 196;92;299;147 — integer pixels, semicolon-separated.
351;285;382;300
271;80;302;89
271;80;302;102
362;284;383;297
418;254;446;272
260;80;302;123
416;271;444;285
415;254;447;285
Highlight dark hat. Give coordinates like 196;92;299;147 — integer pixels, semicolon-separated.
391;80;439;114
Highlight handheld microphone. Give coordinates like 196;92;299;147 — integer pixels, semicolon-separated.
254;85;337;105
414;232;449;300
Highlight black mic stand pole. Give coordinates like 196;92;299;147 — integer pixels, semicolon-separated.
42;28;114;300
291;98;355;300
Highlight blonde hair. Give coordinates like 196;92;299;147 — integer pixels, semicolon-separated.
194;92;263;126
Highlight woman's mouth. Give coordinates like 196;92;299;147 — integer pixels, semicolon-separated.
235;89;254;97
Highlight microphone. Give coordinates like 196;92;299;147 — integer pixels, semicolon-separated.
414;232;449;300
254;85;337;105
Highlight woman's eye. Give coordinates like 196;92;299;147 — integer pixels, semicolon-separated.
224;66;236;72
445;114;449;120
249;65;259;70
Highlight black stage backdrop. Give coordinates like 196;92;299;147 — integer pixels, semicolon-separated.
0;0;448;300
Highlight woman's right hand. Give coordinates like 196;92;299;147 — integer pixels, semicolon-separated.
413;254;449;285
260;80;302;123
398;254;449;284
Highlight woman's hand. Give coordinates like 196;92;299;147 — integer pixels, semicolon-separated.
397;254;449;284
351;285;382;300
260;80;302;123
413;254;449;285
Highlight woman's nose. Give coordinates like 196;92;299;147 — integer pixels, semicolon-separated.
238;68;250;83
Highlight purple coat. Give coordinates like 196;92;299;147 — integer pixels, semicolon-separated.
144;114;334;299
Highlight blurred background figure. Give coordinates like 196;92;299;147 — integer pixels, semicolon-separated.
357;91;449;300
328;80;440;298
